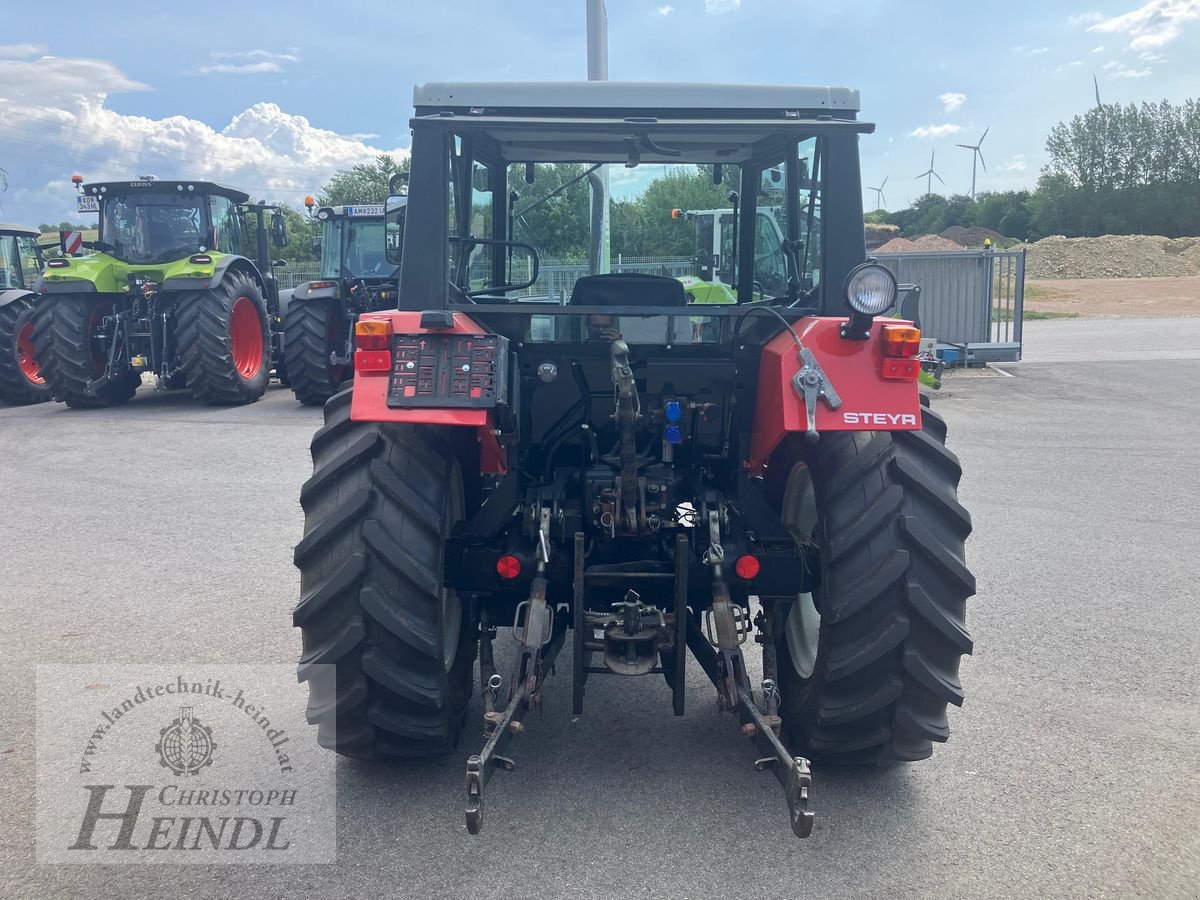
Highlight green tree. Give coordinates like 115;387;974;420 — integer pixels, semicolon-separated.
317;155;410;207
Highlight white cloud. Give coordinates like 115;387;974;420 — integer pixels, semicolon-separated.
656;4;674;14
1002;155;1028;171
939;92;966;113
1139;49;1167;61
0;53;406;221
196;49;300;76
1070;12;1106;25
1088;0;1200;50
0;43;47;58
1069;59;1084;65
198;62;284;75
1025;46;1050;56
909;123;963;139
705;0;740;13
1114;65;1152;76
1092;44;1106;51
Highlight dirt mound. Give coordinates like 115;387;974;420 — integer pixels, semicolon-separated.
876;234;969;254
911;234;963;252
941;225;1007;248
1023;234;1200;279
875;237;917;253
865;223;899;251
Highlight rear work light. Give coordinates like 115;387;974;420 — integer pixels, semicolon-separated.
882;325;921;358
354;320;393;373
47;259;70;268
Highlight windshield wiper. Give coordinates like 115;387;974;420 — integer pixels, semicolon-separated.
513;164;602;220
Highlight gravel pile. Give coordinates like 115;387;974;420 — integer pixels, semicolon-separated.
1023;235;1200;279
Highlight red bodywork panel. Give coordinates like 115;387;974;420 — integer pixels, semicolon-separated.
748;317;922;473
350;311;507;474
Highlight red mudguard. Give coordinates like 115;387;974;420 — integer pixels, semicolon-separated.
350;311;506;474
748;316;922;473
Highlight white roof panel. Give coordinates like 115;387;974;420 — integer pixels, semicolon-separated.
414;81;860;113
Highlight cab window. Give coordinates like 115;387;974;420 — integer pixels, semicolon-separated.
208;196;243;256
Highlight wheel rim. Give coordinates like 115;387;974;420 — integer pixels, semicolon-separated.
327;311;348;385
16;319;44;385
781;463;822;680
230;297;264;379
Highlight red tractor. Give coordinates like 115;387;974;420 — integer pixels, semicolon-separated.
293;82;975;839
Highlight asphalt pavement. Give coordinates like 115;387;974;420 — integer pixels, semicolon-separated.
2;317;1198;899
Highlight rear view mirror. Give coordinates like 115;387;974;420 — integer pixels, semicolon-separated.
270;212;288;248
311;235;321;253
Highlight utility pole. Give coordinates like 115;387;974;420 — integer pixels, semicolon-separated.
586;0;611;273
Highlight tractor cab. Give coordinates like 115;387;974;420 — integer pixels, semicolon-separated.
0;225;43;291
311;201;400;287
84;179;252;265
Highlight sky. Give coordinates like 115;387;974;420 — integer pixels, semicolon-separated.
1;0;1198;225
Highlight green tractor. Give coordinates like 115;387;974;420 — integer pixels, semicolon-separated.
671;203;819;305
0;223;50;405
281;196;404;405
33;177;289;408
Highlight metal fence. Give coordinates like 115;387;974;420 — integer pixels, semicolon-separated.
874;249;1025;362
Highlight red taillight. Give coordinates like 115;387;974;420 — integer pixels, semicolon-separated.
354;320;393;374
734;554;761;580
309;280;337;289
882;325;921;358
881;358;921;381
496;554;522;580
355;319;393;351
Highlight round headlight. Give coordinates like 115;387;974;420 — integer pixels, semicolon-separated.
844;263;897;316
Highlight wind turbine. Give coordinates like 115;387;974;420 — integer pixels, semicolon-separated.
1093;73;1102;108
867;176;889;210
916;151;944;198
956;127;989;198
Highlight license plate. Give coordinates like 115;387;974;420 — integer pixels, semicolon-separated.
76;195;99;213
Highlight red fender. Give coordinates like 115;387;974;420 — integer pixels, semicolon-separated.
748;316;922;474
350;311;507;474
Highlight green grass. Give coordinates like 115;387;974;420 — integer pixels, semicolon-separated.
994;306;1078;321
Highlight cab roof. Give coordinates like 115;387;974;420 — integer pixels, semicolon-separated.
0;223;41;238
414;81;861;115
81;180;250;204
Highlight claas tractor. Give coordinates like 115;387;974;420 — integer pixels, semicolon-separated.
281;196;403;405
32;176;289;408
0;223;50;404
293;82;976;839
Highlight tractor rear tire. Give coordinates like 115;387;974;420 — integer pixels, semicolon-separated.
293;389;475;758
0;297;49;404
30;296;139;408
765;400;975;766
175;271;270;405
283;299;351;406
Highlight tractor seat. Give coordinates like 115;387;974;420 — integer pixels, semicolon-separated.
568;273;686;307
